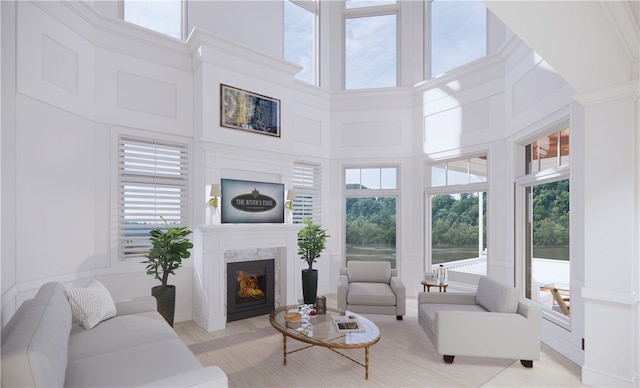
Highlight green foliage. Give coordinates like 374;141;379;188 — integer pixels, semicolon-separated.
532;180;569;247
431;193;484;247
430;181;569;249
298;218;329;270
142;217;193;287
345;197;396;245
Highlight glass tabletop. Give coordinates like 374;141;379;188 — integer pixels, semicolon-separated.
269;305;381;349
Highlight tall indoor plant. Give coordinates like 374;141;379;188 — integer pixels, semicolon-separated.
298;218;329;304
142;217;193;326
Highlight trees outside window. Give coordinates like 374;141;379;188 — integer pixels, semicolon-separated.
345;167;398;268
426;156;488;276
520;127;571;320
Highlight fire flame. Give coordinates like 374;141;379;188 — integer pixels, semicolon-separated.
236;271;265;298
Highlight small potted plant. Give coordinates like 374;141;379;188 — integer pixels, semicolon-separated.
297;218;329;304
142;216;193;326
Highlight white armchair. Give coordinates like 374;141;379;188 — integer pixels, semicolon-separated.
418;276;542;367
337;261;406;320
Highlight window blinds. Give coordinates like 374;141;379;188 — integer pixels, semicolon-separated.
118;136;189;259
292;161;322;225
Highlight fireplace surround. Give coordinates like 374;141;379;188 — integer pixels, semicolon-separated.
193;224;303;332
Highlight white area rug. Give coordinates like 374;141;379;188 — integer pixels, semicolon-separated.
188;314;513;387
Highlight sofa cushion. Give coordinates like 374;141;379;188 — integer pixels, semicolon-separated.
64;338;203;387
475;276;520;313
1;282;72;387
419;303;487;334
67;311;176;361
347;261;391;283
66;279;117;329
347;282;396;306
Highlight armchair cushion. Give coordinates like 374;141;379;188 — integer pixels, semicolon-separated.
347;261;391;283
420;303;486;334
475;276;520;313
347;282;397;306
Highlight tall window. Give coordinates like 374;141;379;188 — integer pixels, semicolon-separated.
118;136;189;259
124;0;182;39
429;0;486;78
520;128;571;320
344;2;398;89
284;0;318;85
345;167;398;268
427;156;488;275
291;161;322;224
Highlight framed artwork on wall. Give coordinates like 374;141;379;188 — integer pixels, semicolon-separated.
220;84;281;137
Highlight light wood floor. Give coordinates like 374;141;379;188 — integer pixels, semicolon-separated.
175;294;586;387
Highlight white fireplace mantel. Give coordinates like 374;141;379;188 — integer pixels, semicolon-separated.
192;224;303;332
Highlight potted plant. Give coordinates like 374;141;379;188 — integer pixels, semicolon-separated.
142;216;193;326
297;218;329;304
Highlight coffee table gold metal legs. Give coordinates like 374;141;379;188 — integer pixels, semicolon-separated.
326;346;371;380
365;347;369;379
282;333;287;366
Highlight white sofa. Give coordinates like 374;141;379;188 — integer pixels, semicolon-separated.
1;282;228;387
337;261;406;320
418;275;542;367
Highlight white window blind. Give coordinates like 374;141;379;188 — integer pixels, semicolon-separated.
292;161;322;224
118;136;189;259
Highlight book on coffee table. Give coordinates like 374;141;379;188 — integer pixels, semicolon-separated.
333;315;365;333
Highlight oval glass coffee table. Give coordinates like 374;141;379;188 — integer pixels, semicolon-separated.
269;305;381;379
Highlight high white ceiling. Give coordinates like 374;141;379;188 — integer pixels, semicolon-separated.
484;1;639;94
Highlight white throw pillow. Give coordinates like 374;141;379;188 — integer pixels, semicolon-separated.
65;279;117;329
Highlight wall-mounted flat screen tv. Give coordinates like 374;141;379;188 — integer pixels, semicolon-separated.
221;179;285;224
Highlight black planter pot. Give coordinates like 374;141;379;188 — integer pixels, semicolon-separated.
152;285;176;327
302;269;318;304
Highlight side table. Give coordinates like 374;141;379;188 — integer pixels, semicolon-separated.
421;280;448;293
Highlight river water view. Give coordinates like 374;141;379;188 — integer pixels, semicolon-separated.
346;244;570;268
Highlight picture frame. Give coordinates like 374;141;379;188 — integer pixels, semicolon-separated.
220;84;281;137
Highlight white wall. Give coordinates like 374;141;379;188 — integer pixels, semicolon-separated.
3;3;639;385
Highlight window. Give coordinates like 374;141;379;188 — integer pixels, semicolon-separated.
346;167;397;190
526;128;570;174
123;0;182;40
429;0;486;78
345;167;398;268
426;156;488;276
291;161;322;224
284;0;318;85
520;127;571;321
345;0;396;9
431;156;487;187
344;2;398;89
118;136;189;259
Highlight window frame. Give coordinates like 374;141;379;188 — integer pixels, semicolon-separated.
343;165;400;268
117;135;190;261
515;122;571;328
343;2;400;89
425;154;489;277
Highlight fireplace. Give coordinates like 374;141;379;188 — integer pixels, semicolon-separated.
194;224;302;332
226;259;275;321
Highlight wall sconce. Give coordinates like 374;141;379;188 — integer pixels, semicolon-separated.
209;184;221;208
285;190;296;209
